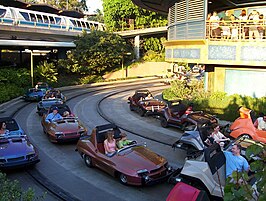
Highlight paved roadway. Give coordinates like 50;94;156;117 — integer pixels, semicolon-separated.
3;79;187;201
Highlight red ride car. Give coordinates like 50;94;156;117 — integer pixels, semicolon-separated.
75;123;173;186
41;105;87;143
166;182;210;201
128;89;166;116
229;107;266;143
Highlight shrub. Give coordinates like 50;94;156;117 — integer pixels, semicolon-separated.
0;172;45;201
163;80;266;121
36;61;58;84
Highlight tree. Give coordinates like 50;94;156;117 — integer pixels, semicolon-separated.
27;0;87;11
86;9;104;23
64;31;132;75
36;61;58;83
102;0;167;31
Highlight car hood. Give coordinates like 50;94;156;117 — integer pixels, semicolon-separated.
26;91;43;97
38;100;63;109
53;120;81;133
0;138;35;157
116;146;167;172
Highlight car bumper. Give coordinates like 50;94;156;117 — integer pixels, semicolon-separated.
24;96;41;101
145;170;174;186
0;158;40;170
49;134;82;143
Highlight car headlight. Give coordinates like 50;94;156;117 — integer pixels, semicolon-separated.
137;169;148;174
143;175;150;181
26;153;36;161
0;157;6;164
55;132;64;138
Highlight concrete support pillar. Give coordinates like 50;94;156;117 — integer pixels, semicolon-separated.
134;35;140;60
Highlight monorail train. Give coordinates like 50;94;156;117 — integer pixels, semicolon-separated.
0;4;105;32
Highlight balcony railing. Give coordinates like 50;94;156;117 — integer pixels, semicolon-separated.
206;20;266;42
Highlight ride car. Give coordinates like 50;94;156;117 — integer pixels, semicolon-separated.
43;89;66;103
166;182;210;201
41;106;87;143
36;98;64;116
0;117;40;169
128;90;166;116
169;137;264;200
23;88;44;102
159;100;218;130
35;82;51;93
75;123;173;186
228;107;266;143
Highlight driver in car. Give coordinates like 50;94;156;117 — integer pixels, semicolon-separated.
224;144;249;178
117;133;133;149
45;107;63;123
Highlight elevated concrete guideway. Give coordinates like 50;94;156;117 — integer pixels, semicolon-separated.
115;26;167;38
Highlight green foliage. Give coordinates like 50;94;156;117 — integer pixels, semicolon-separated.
102;0;167;31
86;9;104;23
0;172;41;201
38;0;87;11
163;80;266;121
142;37;166;52
65;31;132;75
0;68;31;103
142;50;165;62
36;61;58;83
79;75;104;84
224;144;266;201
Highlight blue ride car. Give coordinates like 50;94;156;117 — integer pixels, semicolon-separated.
23;88;45;102
0;117;40;169
36;98;64;116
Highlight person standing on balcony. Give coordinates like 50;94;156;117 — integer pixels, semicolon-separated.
257;14;265;40
221;10;231;40
210;11;221;39
239;9;248;39
248;10;260;40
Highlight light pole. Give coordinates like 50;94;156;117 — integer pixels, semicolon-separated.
121;52;131;78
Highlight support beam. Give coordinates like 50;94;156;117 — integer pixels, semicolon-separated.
134;35;140;60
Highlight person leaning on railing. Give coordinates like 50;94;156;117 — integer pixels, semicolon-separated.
210;11;221;38
248;10;260;40
239;9;248;39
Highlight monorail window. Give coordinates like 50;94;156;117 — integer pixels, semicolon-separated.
70;19;77;27
49;16;55;24
55;17;61;25
20;11;30;21
85;22;90;28
36;14;43;23
29;13;36;22
81;21;86;28
43;15;49;23
0;8;6;18
77;20;82;27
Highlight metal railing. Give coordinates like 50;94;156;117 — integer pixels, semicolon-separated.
206;20;266;41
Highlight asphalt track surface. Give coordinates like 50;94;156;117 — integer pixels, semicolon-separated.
1;78;187;201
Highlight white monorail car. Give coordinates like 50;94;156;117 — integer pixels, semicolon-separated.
0;5;105;32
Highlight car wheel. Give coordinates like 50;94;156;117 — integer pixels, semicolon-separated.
43;128;47;134
129;104;134;111
160;117;168;128
84;155;93;168
119;173;128;185
139;109;146;117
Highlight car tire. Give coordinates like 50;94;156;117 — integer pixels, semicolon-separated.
160;117;168;128
129;104;134;111
84;154;93;168
139;108;145;117
119;173;128;185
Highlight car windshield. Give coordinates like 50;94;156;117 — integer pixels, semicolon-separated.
117;144;141;155
1;119;20;131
